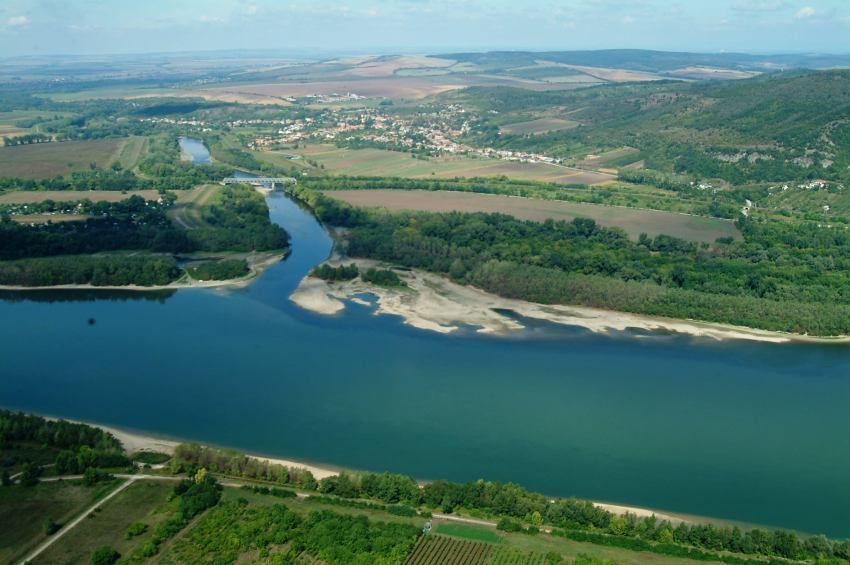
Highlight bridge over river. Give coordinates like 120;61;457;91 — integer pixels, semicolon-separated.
222;176;297;189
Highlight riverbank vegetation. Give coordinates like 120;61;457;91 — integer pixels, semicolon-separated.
169;442;850;563
289;184;850;336
4;413;850;564
0;184;287;287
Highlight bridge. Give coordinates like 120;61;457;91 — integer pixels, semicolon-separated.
222;177;297;189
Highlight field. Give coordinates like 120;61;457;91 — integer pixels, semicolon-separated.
578;147;641;169
266;144;614;185
167;184;221;229
32;480;175;564
434;523;502;544
203;77;465;100
0;138;127;178
405;535;494;565
324;189;741;243
560;64;666;82
115;136;148;170
0;480;120;564
500;118;579;135
12;213;92;224
0;189;162;204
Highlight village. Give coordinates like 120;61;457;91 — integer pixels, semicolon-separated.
233;97;567;167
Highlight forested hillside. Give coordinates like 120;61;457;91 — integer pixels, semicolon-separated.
450;70;850;184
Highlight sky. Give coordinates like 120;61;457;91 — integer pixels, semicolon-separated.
1;0;849;58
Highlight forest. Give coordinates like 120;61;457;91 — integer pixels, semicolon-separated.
0;185;287;286
289;185;850;335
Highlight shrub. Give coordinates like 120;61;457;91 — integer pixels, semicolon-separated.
90;546;120;565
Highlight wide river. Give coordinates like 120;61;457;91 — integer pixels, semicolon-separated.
2;148;849;537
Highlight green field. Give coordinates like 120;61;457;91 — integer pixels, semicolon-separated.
32;480;175;564
434;523;502;544
259;144;614;185
0;138;127;178
325;189;741;243
0;480;120;564
406;535;494;564
115;136;148;170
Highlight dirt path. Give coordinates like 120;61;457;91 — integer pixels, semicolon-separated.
20;478;135;565
432;513;498;528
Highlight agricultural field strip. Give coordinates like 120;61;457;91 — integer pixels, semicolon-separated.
324;189;740;243
168;184;220;229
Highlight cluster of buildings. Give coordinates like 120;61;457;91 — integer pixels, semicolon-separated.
245;103;565;166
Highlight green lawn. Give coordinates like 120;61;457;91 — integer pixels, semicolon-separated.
0;480;120;564
32;479;176;564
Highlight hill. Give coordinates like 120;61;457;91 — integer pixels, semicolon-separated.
445;69;850;184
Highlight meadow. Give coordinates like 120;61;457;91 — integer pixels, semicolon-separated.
324;189;740;242
0;480;121;564
0;138;127;178
263;144;614;185
31;480;175;564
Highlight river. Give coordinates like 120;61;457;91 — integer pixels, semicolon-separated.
1;141;849;537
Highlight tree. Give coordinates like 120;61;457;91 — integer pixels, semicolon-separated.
1;470;10;486
608;516;628;536
90;546;120;565
530;511;543;527
657;526;675;544
19;462;41;486
83;467;101;487
43;517;60;535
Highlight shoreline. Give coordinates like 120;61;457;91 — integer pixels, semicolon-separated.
291;258;850;344
0;252;284;293
68;415;704;525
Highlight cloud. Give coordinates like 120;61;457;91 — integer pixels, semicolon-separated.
621;15;636;24
733;0;787;11
7;15;29;27
794;6;816;19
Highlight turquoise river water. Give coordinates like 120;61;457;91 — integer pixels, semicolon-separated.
1;144;849;537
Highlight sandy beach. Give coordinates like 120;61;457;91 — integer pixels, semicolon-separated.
290;258;850;344
72;419;339;481
86;419;696;523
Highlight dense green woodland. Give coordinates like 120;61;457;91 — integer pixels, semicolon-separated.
291;185;850;335
0;410;129;483
0;185;287;286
